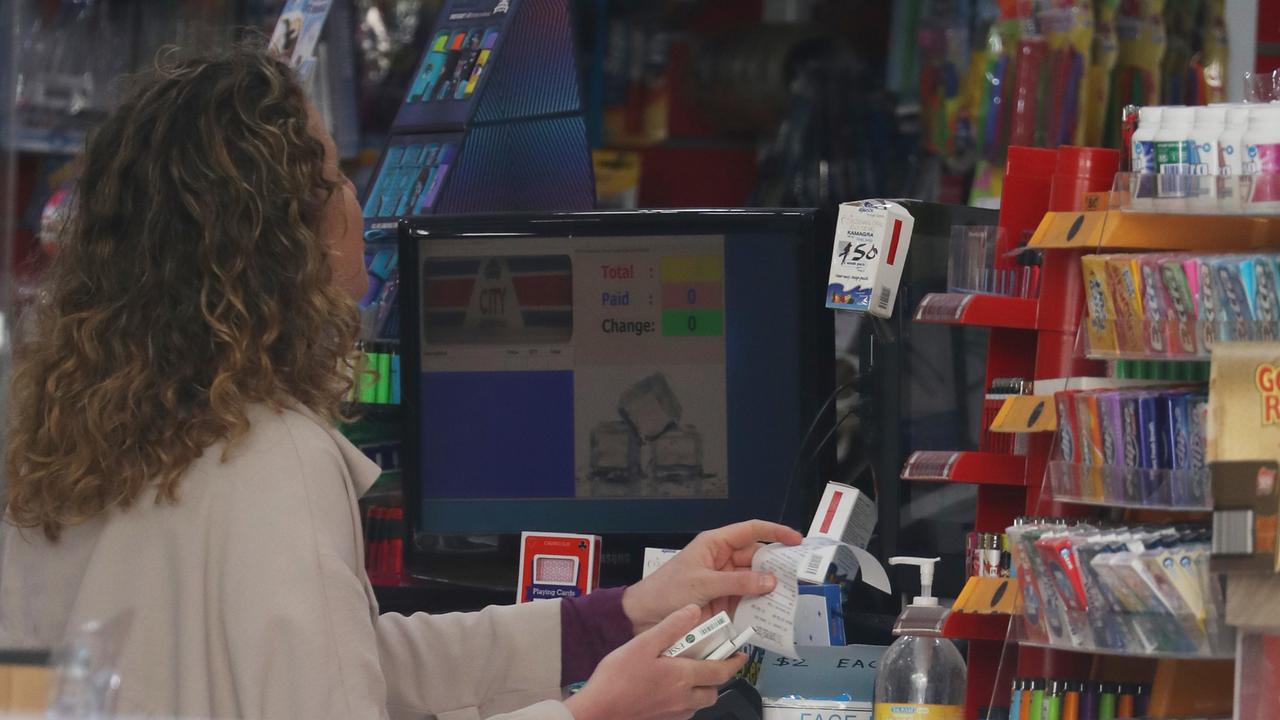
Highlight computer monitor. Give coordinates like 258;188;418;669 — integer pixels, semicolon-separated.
399;210;834;538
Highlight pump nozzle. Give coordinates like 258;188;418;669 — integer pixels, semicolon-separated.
888;556;941;607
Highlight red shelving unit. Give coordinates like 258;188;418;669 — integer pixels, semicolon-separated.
914;293;1039;330
943;613;1012;643
901;451;1027;486
901;146;1115;719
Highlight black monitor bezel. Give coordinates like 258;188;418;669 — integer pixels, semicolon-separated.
397;209;835;553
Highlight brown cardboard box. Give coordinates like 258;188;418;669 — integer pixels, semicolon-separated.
1208;343;1280;574
0;650;52;713
1208;343;1280;631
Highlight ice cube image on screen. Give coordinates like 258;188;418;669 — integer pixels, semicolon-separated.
579;371;726;499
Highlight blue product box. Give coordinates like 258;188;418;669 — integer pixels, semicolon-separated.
1167;392;1192;506
1137;394;1171;504
1120;394;1144;503
797;584;845;646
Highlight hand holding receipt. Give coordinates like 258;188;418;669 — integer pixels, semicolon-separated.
732;537;890;658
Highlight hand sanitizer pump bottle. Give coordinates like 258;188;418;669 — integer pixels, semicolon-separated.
873;557;966;719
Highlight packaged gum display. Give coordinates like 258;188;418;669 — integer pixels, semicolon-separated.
1120;393;1144;503
1136;394;1164;504
1189;257;1217;353
1252;254;1280;342
1213;253;1254;340
1098;392;1127;500
1076;392;1106;499
1158;256;1199;355
1167;392;1192;506
1189;397;1209;506
1137;255;1168;354
1082;255;1119;355
1211;256;1252;342
1056;391;1081;496
1105;255;1145;354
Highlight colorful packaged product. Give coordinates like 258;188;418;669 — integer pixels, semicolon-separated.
1106;255;1146;354
1082;255;1119;354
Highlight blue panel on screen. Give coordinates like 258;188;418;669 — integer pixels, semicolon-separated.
420;371;575;499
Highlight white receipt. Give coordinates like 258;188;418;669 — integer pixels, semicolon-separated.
733;537;889;659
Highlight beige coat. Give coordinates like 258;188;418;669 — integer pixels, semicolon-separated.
0;406;572;720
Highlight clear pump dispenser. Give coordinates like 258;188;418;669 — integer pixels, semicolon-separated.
873;557;966;719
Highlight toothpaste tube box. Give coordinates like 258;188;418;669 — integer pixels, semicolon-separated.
799;482;878;585
517;531;601;603
826;200;915;318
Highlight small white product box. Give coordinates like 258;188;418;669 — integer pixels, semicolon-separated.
641;547;679;578
663;611;733;659
797;482;878;585
826;200;915;318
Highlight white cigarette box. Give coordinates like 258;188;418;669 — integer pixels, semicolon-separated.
663;611;733;659
826;200;915;318
798;482;878;585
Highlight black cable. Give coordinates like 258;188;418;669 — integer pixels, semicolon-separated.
790;404;858;499
777;378;862;524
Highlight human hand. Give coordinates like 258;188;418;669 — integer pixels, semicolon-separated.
622;520;804;634
564;605;746;720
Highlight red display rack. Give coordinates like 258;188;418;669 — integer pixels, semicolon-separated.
901;451;1027;486
943;613;1012;644
903;146;1113;719
913;293;1039;330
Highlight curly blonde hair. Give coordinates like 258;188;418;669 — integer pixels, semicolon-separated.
7;46;361;540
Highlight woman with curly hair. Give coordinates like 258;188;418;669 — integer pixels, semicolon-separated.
0;46;800;720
